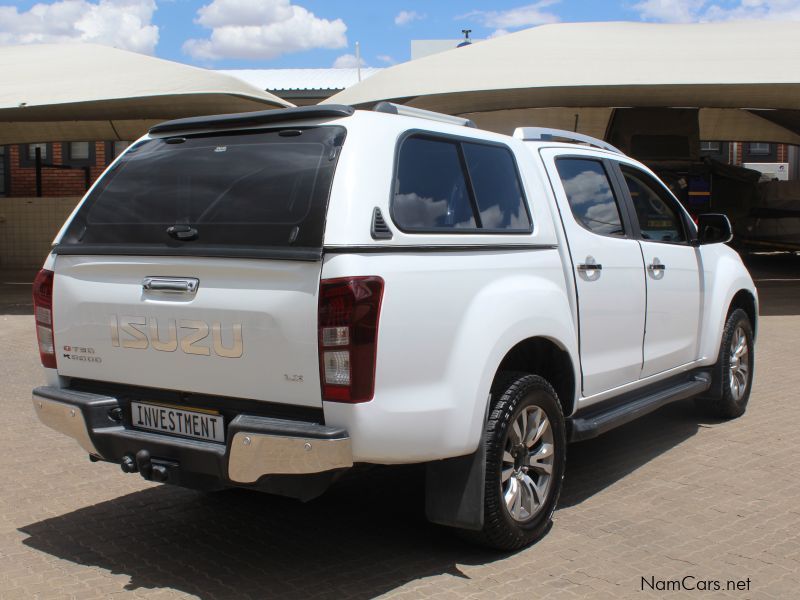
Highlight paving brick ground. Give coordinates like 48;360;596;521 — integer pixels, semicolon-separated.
1;259;799;599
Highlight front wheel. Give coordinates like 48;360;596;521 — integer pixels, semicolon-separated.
697;308;755;419
466;373;566;551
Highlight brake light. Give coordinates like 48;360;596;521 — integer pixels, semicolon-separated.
318;277;384;403
33;269;56;369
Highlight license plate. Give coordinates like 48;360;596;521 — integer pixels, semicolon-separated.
131;401;225;443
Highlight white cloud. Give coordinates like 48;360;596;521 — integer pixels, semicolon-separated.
332;52;366;68
632;0;704;22
458;1;560;36
183;0;347;61
0;0;158;54
394;10;425;26
376;54;396;64
632;0;800;22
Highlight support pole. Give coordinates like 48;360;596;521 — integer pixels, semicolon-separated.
35;147;42;197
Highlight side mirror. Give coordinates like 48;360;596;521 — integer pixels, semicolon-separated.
696;213;733;245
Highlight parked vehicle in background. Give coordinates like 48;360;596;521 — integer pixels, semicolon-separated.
32;103;757;550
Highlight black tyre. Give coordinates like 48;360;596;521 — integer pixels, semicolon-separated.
466;372;566;551
697;308;754;419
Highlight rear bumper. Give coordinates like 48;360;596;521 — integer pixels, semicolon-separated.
32;386;353;487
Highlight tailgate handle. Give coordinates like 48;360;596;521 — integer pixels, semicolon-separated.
142;277;199;294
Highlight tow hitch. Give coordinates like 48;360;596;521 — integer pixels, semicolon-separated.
120;450;177;483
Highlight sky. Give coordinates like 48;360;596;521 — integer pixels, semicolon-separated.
2;0;800;70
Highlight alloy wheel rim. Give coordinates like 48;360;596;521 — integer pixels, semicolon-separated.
501;405;555;523
729;326;750;401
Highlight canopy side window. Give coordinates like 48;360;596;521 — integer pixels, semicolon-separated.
391;133;532;234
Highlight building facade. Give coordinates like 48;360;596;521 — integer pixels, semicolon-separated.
1;140;130;198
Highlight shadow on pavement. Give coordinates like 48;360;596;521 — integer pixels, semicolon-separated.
19;401;706;599
20;466;498;600
560;400;700;507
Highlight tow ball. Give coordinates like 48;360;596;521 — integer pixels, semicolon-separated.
120;450;173;483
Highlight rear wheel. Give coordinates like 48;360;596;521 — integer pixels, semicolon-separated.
697;308;754;419
465;373;566;551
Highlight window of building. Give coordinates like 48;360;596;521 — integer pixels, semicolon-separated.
748;142;771;155
62;141;95;166
555;158;625;237
700;141;721;152
621;166;686;243
19;143;52;167
28;143;48;160
392;135;531;232
105;140;132;164
69;142;90;160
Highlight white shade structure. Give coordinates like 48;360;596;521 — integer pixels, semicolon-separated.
0;43;292;144
326;21;800;144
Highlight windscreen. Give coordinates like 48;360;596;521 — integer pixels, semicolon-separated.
58;126;346;258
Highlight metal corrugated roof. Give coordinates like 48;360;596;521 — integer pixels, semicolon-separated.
217;68;384;92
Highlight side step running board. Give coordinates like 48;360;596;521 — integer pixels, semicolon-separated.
569;373;711;442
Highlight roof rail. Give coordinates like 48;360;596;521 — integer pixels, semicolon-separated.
513;127;622;154
374;101;477;128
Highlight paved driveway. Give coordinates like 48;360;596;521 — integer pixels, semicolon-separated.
1;259;799;599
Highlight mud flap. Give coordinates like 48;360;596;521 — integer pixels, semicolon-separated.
424;413;487;531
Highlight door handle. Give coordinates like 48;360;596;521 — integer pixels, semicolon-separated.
142;277;199;294
577;263;603;271
647;263;666;272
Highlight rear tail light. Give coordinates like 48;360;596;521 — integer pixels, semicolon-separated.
33;269;57;369
318;276;384;403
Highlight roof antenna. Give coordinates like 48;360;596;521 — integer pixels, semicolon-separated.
574;113;580;132
458;29;472;48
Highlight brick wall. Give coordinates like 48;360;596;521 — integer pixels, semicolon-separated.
6;142;109;198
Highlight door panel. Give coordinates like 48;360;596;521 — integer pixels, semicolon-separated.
545;153;647;397
618;165;702;377
638;243;702;376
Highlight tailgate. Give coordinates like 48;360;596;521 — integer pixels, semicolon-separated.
53;255;323;408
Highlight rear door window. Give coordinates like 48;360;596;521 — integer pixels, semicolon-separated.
555;158;626;237
392;134;531;233
59;126;345;257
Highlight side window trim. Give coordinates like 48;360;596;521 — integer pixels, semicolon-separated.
457;141;484;229
611;162;693;246
553;154;633;239
389;129;533;235
606;160;642;240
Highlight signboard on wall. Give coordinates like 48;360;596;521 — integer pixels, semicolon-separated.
743;162;790;181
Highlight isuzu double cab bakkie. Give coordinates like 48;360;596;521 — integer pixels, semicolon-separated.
32;103;757;550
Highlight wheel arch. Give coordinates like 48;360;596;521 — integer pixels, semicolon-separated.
494;336;577;417
729;288;758;339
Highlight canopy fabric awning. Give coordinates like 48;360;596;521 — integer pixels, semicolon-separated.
0;43;292;144
326;21;800;142
458;107;800;145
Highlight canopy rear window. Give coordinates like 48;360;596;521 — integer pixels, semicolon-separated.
57;126;346;260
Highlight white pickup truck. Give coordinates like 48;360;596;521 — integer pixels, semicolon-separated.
32;104;757;550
